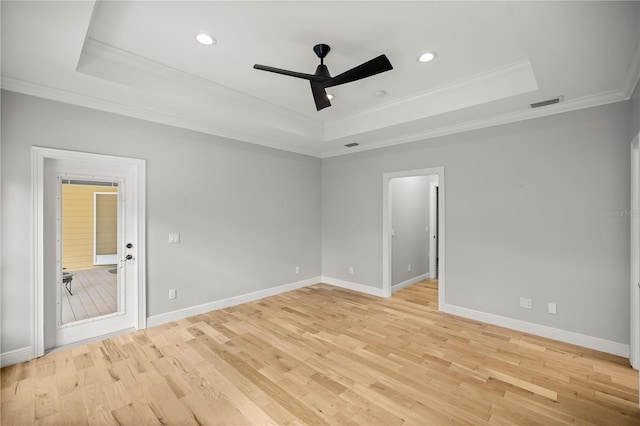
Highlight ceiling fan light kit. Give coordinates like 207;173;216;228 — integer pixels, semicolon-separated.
254;43;393;111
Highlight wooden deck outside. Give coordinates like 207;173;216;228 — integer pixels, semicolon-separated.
62;267;117;324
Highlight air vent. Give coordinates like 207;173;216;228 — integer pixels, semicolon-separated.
344;143;359;148
530;96;564;109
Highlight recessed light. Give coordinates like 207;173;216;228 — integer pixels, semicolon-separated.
374;90;387;97
327;93;334;100
196;33;216;45
418;51;437;63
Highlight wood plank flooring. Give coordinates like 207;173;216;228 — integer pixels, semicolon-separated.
62;267;117;324
2;280;639;425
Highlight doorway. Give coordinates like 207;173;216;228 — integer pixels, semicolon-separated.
383;167;445;307
389;176;431;292
32;147;146;355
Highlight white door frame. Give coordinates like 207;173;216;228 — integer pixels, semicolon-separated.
631;134;640;370
383;166;445;308
429;180;438;278
32;147;146;358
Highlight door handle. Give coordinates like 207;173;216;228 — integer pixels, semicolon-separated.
121;254;133;262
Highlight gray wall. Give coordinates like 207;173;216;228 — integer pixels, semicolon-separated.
1;91;321;353
1;90;634;354
391;176;429;285
322;101;631;344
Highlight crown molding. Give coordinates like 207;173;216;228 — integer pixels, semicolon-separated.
1;76;323;158
3;75;629;160
321;89;628;158
622;28;640;97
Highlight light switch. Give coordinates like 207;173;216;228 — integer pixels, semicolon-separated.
169;233;180;244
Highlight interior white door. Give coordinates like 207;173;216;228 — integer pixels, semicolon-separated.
43;157;139;350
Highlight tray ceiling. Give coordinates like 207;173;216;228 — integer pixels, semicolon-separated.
2;1;639;157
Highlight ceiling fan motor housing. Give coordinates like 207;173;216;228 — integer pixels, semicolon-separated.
315;64;331;78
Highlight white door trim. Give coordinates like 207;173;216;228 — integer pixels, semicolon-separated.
383;167;445;309
32;147;146;358
429;180;438;279
631;134;640;370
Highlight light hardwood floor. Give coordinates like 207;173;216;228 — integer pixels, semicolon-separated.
62;267;117;324
2;280;639;425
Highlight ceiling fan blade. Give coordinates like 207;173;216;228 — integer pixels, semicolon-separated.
323;54;393;88
310;81;331;111
254;64;327;83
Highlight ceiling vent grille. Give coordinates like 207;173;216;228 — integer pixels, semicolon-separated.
530;96;564;109
344;143;359;148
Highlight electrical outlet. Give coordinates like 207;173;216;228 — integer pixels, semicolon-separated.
169;289;176;300
519;297;532;309
349;266;354;274
548;302;557;314
168;233;180;244
295;266;300;274
408;264;412;272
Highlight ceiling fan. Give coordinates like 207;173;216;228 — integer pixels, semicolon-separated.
254;44;393;111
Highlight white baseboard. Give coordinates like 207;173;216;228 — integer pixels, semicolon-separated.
442;303;629;358
321;276;385;297
392;273;430;293
147;276;321;328
1;346;34;367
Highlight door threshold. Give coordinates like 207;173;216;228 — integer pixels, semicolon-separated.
45;327;136;355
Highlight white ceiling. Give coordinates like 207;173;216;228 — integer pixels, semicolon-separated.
2;1;639;157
